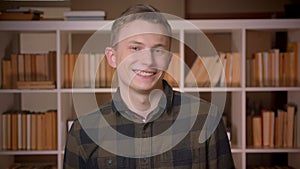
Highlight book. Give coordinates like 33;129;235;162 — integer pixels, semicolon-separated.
100;54;107;87
11;54;18;88
48;51;57;82
286;105;295;147
249;55;256;87
73;53;84;88
262;111;269;147
269;111;275;147
246;115;253;146
1;112;8;150
283;109;288;147
69;54;77;88
0;12;42;20
44;53;49;81
16;81;55;89
36;112;45;150
252;116;262;147
231;52;241;87
164;52;180;87
94;53;102;88
225;52;232;86
24;54;32;82
51;110;57;150
188;55;222;87
64;54;70;88
30;112;37;150
89;53;96;88
84;53;90;87
6;112;12;150
36;54;46;81
26;112;31;150
106;57;114;87
64;11;105;21
287;42;298;86
11;111;18;150
279;52;285;86
254;52;263;87
275;109;285;147
268;51;276;86
207;55;223;87
17;112;22;150
30;54;37;81
185;55;203;87
18;54;25;82
44;111;52;150
1;60;12;89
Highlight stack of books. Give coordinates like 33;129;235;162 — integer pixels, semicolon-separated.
64;11;105;21
1;110;57;151
0;8;43;20
1;51;56;89
185;52;241;87
247;104;297;148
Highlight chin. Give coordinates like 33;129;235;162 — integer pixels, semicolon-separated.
132;78;163;92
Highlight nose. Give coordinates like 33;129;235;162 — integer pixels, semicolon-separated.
140;49;155;66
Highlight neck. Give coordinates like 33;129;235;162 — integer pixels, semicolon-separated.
119;83;163;119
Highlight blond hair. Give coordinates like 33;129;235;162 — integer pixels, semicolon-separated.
110;4;172;46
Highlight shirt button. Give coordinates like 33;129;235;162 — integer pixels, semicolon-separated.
107;159;113;166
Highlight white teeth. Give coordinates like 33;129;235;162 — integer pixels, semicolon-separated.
135;70;155;76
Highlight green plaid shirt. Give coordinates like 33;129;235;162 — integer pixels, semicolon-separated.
64;81;234;169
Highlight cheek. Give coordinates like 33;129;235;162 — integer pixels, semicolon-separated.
115;54;137;70
155;58;171;71
158;54;172;69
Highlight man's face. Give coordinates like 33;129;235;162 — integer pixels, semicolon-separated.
107;20;171;93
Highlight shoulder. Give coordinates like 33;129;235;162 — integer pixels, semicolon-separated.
172;91;217;116
77;100;113;122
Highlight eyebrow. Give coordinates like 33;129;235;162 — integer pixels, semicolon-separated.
128;40;144;46
128;40;167;48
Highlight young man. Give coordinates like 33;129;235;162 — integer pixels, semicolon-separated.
64;4;234;169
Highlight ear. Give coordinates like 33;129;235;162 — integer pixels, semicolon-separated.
105;47;117;68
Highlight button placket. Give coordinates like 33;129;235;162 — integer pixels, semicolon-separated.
138;123;152;168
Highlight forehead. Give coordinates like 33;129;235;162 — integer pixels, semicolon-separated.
116;20;170;45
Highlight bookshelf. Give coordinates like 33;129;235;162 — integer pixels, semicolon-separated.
0;19;299;169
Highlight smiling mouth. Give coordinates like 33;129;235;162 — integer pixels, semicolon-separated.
133;70;157;77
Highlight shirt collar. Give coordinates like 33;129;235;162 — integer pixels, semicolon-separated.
112;80;173;123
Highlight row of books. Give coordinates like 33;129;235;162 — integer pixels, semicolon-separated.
248;166;295;169
0;8;44;21
8;163;57;169
247;44;298;87
1;110;57;151
64;52;181;88
185;52;241;87
64;53;115;88
247;105;297;148
64;10;105;21
1;51;56;89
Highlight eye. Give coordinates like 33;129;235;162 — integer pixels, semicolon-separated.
152;48;167;56
130;46;141;51
153;48;163;53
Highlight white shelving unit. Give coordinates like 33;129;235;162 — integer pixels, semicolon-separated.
0;19;299;169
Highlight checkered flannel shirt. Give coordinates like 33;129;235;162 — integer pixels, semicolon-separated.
63;81;235;169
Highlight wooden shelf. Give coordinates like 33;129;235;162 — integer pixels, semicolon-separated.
0;19;299;169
